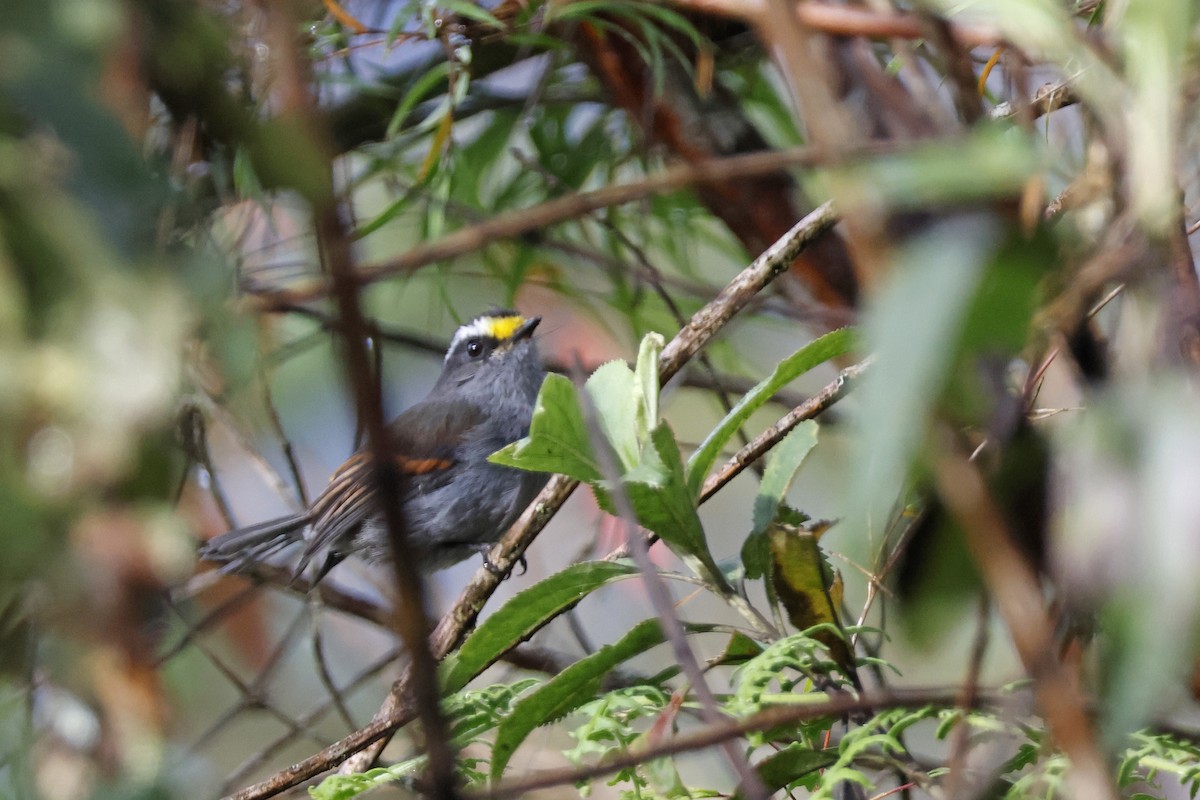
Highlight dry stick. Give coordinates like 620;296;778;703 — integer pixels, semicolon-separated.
699;357;869;503
932;430;1116;800
227;201;841;800
943;594;992;798
253;151;851;306
260;371;309;507
318;201;460;799
309;595;358;732
224;647;403;788
573;358;769;799
471;689;1001;800
260;0;456;796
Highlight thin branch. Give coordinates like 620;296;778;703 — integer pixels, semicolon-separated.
932;426;1115;800
699;357;869;503
250;154;851;306
943;595;992;798
260;368;309;507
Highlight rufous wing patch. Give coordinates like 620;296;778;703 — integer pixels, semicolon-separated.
395;455;455;475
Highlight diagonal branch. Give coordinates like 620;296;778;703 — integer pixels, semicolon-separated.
249;154;856;306
225;200;841;800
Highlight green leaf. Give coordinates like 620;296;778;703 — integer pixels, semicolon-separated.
587;360;644;472
737;743;836;798
441;561;639;694
624;424;725;587
307;757;423;800
386;61;452;140
686;328;856;496
712;630;765;668
768;523;854;677
745;422;819;579
440;0;506;29
634;331;664;441
489;373;602;482
489;619;666;782
844;217;1000;550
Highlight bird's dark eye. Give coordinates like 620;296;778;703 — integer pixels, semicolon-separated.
466;339;484;358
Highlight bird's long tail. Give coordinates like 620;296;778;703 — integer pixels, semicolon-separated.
199;514;311;573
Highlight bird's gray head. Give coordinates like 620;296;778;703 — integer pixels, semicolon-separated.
437;311;544;396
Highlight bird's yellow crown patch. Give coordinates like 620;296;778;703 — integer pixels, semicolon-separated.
483;314;527;341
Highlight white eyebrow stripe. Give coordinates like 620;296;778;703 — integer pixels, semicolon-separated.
446;318;493;361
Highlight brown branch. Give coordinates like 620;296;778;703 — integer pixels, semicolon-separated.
699;357;869;503
659;202;838;379
932;427;1115;800
258;0;457;796
226;198;842;800
250;152;854;306
1168;198;1200;368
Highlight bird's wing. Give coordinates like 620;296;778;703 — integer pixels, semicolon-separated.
386;396;489;489
299;398;488;566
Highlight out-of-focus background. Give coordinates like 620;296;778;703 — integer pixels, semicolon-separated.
5;0;1200;798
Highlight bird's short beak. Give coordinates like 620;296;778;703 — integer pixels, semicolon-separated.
513;316;541;341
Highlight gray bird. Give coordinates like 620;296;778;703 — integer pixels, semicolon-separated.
199;310;548;581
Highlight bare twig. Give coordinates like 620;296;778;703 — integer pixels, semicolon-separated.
260;370;309;507
251;154;850;306
310;596;358;732
932;427;1115;800
699;357;869;503
660;202;838;379
943;594;992;798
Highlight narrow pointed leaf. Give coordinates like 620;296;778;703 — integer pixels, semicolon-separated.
489;373;601;482
489;618;666;781
441;561;639;694
686;327;856;496
745;421;819;579
625;424;724;585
